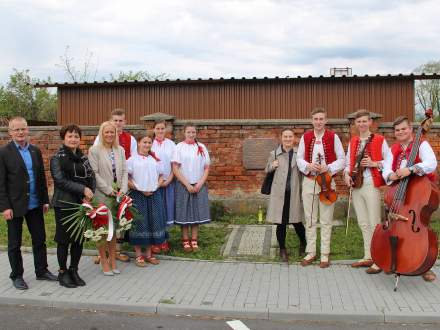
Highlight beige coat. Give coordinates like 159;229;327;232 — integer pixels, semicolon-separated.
88;145;128;202
265;146;304;224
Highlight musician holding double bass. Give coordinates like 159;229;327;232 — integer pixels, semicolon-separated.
344;109;390;274
381;115;438;282
297;107;346;268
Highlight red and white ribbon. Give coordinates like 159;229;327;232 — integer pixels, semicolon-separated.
82;202;114;241
117;195;133;221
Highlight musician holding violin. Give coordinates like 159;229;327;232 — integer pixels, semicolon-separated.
380;115;438;282
297;107;346;268
344;109;390;274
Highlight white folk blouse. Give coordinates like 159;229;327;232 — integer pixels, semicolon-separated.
127;153;163;192
152;138;176;180
172;142;210;184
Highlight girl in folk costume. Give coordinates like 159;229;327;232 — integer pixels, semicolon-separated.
297;108;346;268
150;120;177;253
382;116;438;282
172;123;211;252
127;134;167;267
265;129;306;262
88;121;128;275
344;109;390;274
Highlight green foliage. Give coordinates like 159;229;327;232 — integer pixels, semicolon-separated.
209;200;231;221
413;60;440;120
1;210;440;262
0;69;57;121
108;70;168;82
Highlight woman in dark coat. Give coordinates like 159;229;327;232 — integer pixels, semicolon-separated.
50;124;95;288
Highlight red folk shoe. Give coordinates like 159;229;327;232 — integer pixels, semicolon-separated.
182;239;192;253
151;245;161;254
160;241;170;253
190;240;199;252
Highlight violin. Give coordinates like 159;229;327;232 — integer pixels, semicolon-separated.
370;109;439;290
315;153;337;205
351;134;374;189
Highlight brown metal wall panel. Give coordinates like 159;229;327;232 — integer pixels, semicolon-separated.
58;79;415;125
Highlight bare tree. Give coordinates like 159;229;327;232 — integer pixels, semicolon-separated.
413;60;440;119
108;70;168;82
56;45;98;82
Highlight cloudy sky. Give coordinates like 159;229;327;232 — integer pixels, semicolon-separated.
1;0;439;83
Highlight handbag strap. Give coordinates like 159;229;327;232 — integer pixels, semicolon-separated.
274;144;279;160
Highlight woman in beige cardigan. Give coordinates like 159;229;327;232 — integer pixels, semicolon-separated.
265;129;306;262
88;121;128;275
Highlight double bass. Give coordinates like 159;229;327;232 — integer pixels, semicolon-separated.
370;109;439;290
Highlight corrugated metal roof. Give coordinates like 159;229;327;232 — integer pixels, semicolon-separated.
34;73;440;88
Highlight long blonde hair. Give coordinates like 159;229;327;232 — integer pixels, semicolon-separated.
98;121;119;148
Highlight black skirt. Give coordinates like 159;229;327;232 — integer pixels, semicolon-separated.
54;207;83;245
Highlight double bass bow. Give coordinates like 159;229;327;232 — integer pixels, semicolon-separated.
370;109;439;291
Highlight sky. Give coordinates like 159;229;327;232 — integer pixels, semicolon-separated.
1;0;439;83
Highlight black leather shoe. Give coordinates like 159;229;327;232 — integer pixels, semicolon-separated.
279;248;289;262
12;277;28;290
58;271;77;288
36;270;58;281
299;243;306;257
69;268;86;286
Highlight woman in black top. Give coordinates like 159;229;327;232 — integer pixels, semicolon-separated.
50;124;95;288
265;129;306;262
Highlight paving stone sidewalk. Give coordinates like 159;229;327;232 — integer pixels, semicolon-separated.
1;252;440;323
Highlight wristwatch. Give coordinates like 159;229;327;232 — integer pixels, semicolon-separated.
408;166;414;174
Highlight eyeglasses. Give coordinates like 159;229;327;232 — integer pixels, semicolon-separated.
9;128;28;132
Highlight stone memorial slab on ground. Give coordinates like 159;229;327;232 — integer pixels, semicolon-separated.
222;225;278;259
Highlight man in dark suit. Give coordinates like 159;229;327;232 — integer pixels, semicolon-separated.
0;117;57;290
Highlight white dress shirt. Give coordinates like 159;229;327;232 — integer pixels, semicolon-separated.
172;142;210;184
152;138;176;180
382;140;437;184
127;154;163;192
297;131;346;175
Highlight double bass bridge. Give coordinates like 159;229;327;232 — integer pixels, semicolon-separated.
388;213;408;222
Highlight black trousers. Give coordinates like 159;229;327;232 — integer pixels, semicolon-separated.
7;207;48;279
276;191;307;249
54;207;84;271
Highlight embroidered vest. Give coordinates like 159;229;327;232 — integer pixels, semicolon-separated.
349;134;385;187
390;140;436;182
303;129;337;164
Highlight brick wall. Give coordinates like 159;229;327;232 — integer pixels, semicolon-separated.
1;118;439;213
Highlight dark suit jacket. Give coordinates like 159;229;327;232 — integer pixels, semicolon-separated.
0;141;49;217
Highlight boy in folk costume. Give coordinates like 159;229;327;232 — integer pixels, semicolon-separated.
344;109;390;274
94;108;136;263
297;108;346;268
382;116;438;282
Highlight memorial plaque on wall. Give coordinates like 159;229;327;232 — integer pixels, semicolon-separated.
243;138;278;170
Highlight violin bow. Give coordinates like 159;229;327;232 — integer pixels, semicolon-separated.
345;117;354;235
345;186;353;235
309;153;321;228
309;179;317;228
